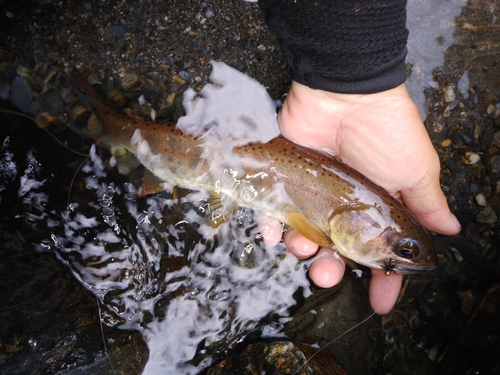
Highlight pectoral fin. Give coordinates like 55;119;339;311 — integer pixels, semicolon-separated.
285;212;333;248
140;169;169;197
206;191;239;228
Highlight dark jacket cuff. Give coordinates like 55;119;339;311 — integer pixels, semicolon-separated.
291;48;407;94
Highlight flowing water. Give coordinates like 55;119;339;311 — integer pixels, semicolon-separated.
1;63;312;374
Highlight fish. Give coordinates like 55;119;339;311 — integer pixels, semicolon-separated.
71;75;437;274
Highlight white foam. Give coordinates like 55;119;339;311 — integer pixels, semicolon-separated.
177;61;279;146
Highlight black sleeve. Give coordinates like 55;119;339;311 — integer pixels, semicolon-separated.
258;0;408;94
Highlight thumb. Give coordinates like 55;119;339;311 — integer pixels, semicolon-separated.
402;175;461;236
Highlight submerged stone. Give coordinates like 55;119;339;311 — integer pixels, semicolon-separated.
207;341;345;375
476;206;497;224
9;76;33;112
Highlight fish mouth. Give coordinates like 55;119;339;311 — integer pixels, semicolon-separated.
391;262;438;274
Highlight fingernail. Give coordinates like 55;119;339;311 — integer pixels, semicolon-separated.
451;214;462;231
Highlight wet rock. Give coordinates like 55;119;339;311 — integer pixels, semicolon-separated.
462;152;480;165
103;25;125;44
120;73;139;89
206;341;345;375
476;206;497;224
60;86;76;104
490;131;500;153
459;118;474;129
440;138;452;147
481;127;494;150
443;85;456;102
35;112;56;128
172;74;186;86
46;93;64;114
0;137;17;190
489;155;500;176
9;75;33;112
284;277;375;374
68;104;87;120
178;70;193;81
487;104;497;117
475;193;486;206
456;290;475;315
445;159;460;172
0;82;10;100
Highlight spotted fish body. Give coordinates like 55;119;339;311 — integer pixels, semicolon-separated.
73;75;437;273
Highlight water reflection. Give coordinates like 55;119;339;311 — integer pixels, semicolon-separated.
406;0;468;118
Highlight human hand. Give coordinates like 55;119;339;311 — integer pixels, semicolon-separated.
259;81;461;314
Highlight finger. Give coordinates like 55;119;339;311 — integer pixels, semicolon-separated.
402;178;461;236
369;269;403;315
283;229;319;259
309;249;346;288
256;215;283;247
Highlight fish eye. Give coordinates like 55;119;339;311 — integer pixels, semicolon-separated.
396;240;420;258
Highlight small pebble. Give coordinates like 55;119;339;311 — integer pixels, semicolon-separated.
476;206;497;224
0;83;10;100
494;181;500;196
165;92;176;107
121;73;138;89
35;112;55;129
462;151;480;165
172;74;186;86
488;155;500;176
68;104;87;120
178;70;193;81
441;139;452;147
444;85;456;102
9;76;33;112
475;193;486;206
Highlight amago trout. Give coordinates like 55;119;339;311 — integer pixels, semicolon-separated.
72;75;437;274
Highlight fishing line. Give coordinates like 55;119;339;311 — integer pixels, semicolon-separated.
96;296;117;374
67;155;90;209
0;109;89;157
291;289;387;375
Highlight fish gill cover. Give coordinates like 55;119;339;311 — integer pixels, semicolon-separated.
12;63;311;374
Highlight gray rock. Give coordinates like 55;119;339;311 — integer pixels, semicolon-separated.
489;155;500;176
476;206;497;224
206;341;345;375
0;83;10;100
103;25;125;44
46;93;64;114
60;87;76;104
9;75;33;112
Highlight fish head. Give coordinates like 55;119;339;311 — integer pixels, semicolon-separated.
328;204;437;274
